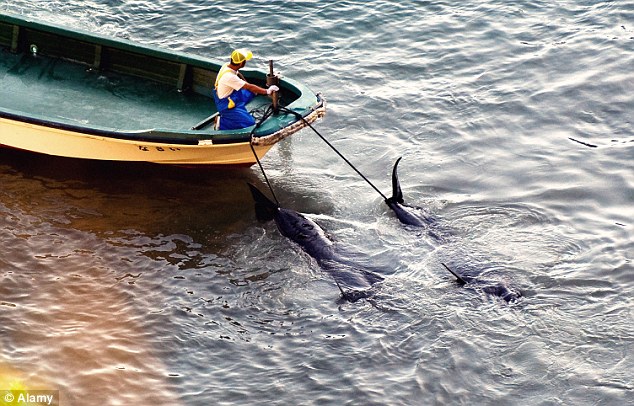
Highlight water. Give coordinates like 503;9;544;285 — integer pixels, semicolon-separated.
1;1;632;405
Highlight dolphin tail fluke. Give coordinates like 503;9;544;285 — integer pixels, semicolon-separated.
247;183;278;222
389;157;404;204
442;263;468;285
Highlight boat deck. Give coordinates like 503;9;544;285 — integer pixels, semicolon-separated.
0;50;267;132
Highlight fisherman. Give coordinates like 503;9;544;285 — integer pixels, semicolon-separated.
213;49;279;130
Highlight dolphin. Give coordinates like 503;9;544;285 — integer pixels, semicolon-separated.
384;157;435;228
442;263;522;303
248;183;384;302
383;158;522;302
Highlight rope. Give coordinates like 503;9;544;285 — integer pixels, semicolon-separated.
279;106;388;201
249;104;280;206
248;102;389;206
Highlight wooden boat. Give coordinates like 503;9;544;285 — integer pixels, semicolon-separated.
0;13;325;166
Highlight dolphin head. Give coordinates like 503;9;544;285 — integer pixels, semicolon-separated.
274;207;328;244
248;184;335;260
442;263;522;303
465;280;523;303
483;284;522;303
336;288;374;303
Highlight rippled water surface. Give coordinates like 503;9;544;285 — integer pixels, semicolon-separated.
1;1;633;405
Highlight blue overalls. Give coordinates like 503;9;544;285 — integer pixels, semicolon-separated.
213;65;256;130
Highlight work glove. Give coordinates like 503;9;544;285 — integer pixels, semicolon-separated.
266;85;279;95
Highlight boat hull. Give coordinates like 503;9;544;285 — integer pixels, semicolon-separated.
0;116;273;166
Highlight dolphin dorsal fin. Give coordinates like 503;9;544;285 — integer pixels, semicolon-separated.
391;157;404;204
247;183;279;222
442;263;468;285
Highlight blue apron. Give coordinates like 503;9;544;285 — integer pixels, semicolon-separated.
213;66;256;130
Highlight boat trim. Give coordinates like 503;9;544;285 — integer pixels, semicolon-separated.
251;96;327;147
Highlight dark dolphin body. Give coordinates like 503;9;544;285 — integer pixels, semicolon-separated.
384;157;436;228
442;263;522;303
248;184;383;302
384;157;522;303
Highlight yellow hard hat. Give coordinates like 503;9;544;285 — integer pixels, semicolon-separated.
231;48;253;64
